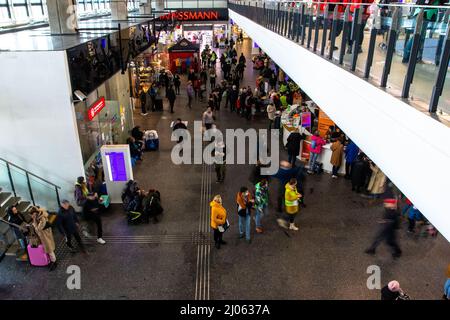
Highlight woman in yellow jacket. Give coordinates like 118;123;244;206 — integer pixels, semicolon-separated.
210;195;227;249
283;178;302;231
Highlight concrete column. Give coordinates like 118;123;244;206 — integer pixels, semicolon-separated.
46;0;78;34
155;0;165;12
139;0;152;15
111;0;128;21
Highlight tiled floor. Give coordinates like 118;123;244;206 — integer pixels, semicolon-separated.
0;39;449;300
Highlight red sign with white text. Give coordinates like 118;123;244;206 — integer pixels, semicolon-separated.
158;9;228;22
88;97;105;121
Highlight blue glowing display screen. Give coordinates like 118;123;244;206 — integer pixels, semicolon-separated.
106;152;127;182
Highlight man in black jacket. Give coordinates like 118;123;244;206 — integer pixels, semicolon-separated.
351;154;370;193
286;129;304;167
57;200;86;252
365;198;402;259
83;193;106;245
166;85;176;114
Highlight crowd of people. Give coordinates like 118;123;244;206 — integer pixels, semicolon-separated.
2;33;447;299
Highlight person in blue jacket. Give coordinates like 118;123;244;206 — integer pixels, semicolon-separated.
444;264;450;300
407;206;423;233
273;160;306;212
344;140;359;180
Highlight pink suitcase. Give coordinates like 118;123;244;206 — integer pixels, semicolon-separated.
27;244;50;266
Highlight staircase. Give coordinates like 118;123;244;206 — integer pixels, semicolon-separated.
0;157;61;262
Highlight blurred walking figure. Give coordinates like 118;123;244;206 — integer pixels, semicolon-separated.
186;81;194;109
365;198;402;259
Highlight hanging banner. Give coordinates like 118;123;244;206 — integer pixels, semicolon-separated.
318;109;335;138
301;112;311;128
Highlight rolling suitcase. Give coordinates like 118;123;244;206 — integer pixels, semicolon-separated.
146;139;159;151
27;244;50;267
145;130;159;151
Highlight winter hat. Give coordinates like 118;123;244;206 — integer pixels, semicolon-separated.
388;280;400;292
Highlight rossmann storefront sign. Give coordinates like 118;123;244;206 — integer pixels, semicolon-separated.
158;9;228;22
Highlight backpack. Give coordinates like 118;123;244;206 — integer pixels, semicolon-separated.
144;192;163;217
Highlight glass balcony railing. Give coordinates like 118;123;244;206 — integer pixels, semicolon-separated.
163;0;229;9
229;1;450;115
0;157;61;213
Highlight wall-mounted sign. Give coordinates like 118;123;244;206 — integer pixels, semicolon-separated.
301;112;311;128
88;97;106;121
158;9;229;22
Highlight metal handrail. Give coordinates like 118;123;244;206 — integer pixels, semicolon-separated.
237;1;450;9
229;1;450;114
0;157;61;190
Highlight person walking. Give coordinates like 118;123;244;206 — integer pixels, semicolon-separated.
173;74;181;95
186;81;194;109
214;140;226;183
202;107;215;130
166;85;176;114
330;136;344;178
30;206;57;271
172;118;187;144
344;140;359;179
273;160;298;213
230;85;239;113
210;195;228;249
286;129;303;167
267;103;276;130
278;178;301;231
381;281;410;300
254;179;269;234
139;89;148;116
365;198;402;259
209;67;216;90
148;83;157;112
57;200;86;253
236;187;254;243
83;193;106;245
307;131;326;174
